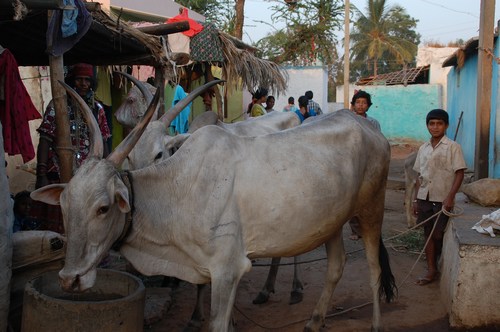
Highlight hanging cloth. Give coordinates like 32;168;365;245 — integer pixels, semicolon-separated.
170;85;192;134
46;0;92;56
0;49;41;162
166;8;203;37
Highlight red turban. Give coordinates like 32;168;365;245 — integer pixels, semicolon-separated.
69;63;94;78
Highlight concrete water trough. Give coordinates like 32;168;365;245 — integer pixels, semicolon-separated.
21;269;145;332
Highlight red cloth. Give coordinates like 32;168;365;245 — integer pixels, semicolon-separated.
166;8;203;37
69;63;94;78
0;49;41;162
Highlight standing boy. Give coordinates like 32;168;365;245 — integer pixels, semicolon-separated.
412;109;466;285
348;90;381;240
350;90;381;131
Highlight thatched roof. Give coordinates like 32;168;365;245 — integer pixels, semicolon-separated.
218;32;287;94
0;0;287;94
0;2;167;66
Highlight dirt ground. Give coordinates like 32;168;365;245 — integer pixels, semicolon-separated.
141;141;461;332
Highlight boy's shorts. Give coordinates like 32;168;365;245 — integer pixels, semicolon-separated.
416;199;450;237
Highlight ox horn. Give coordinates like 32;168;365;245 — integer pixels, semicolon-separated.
106;87;161;167
58;80;103;158
114;71;154;103
159;80;224;129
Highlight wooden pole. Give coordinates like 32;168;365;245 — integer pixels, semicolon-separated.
154;66;165;118
47;11;72;182
343;0;350;109
474;0;495;179
137;21;190;35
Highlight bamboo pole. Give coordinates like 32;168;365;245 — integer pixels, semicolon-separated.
47;11;72;182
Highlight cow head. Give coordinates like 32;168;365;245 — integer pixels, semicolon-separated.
31;81;161;292
31;79;223;292
114;72;157;128
125;80;223;170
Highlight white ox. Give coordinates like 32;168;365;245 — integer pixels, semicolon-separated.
115;79;158;128
117;74;305;327
114;73;305;320
32;85;396;331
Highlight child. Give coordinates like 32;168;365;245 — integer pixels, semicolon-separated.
412;109;466;285
250;87;268;117
348;90;381;240
350;90;381;131
265;95;276;113
293;96;309;123
282;96;299;113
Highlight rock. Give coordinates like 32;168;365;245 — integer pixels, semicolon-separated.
462;178;500;207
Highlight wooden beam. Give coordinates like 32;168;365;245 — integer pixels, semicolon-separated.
0;0;64;9
474;0;495;179
137;21;190;36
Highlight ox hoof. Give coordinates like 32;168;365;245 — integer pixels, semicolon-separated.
183;319;202;332
289;290;303;305
252;291;270;304
162;276;180;288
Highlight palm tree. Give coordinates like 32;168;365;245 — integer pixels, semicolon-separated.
350;0;419;77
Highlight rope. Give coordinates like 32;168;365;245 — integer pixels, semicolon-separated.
252;205;464;268
235;205;463;330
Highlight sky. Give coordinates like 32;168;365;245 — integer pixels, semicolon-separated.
243;0;500;46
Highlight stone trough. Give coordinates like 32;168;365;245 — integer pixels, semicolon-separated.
21;269;145;331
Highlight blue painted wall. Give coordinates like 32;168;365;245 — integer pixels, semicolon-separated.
358;85;442;142
446;55;478;174
446;40;500;179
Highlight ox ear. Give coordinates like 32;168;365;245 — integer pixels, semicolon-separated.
110;176;131;213
30;184;66;205
166;134;191;151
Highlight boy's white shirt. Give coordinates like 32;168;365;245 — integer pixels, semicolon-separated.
413;135;467;202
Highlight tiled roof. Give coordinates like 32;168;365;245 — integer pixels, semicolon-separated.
356;65;430;86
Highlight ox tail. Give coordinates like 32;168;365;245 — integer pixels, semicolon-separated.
378;238;397;303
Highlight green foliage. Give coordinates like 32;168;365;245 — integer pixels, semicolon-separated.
254;0;344;66
176;0;236;33
391;230;425;252
349;0;420;82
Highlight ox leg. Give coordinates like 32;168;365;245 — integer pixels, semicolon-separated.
253;257;280;304
404;173;416;228
305;231;345;332
358;195;397;332
289;255;304;305
209;258;252;332
404;153;418;228
184;284;207;332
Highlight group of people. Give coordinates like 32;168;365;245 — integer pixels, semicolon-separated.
247;86;467;288
247;88;323;122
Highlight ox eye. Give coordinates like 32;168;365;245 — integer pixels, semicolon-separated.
169;147;177;156
154;151;163;160
97;206;109;215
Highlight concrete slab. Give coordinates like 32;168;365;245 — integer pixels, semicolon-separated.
440;193;500;329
